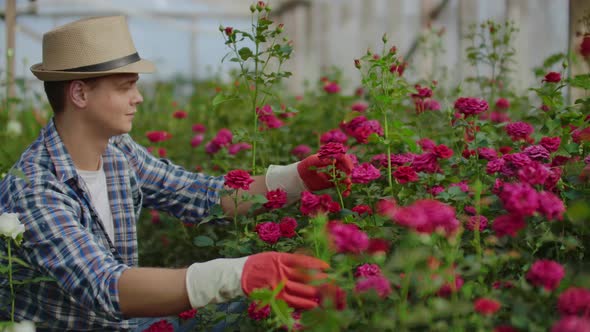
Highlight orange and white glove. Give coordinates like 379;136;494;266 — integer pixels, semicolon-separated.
266;153;354;202
185;252;328;310
241;252;329;309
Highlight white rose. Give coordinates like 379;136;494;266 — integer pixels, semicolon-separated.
0;213;25;240
5;321;35;332
6;120;23;136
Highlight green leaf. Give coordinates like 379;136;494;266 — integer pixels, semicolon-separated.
0;255;31;268
193;235;215;247
568;74;590;90
11;276;55;285
212;93;230;106
238;47;253;61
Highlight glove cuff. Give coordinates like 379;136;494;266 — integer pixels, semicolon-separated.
185;257;248;308
265;162;308;203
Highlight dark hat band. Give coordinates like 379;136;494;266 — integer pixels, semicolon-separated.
61;52;140;72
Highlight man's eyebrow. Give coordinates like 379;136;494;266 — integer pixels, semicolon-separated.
119;76;139;85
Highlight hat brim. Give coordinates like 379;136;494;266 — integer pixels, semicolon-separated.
30;58;156;81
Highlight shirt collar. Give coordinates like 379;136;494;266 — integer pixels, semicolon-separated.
43;118;80;183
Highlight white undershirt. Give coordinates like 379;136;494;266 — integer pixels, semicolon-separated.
77;158;115;244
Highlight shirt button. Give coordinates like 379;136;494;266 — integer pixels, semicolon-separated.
110;248;116;252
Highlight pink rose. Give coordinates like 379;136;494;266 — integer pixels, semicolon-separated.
351;163;381;184
526;259;565;291
454;97;489;116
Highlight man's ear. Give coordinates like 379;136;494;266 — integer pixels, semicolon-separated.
68;80;88;108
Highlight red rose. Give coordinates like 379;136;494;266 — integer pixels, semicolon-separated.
224;169;254;190
543;71;561;83
474;298;501;315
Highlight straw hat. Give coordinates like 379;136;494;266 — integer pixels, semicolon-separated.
31;16;155;81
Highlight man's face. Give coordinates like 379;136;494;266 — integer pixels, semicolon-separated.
82;73;143;138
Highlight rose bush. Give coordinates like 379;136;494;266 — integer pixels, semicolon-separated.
1;5;590;332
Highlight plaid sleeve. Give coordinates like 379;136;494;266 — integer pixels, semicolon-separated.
114;134;225;223
12;186;128;320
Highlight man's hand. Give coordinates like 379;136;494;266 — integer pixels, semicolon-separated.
241;252;329;309
296;153;354;196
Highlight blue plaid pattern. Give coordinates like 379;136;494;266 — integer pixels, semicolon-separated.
0;119;225;331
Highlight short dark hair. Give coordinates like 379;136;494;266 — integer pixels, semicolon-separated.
43;78;100;113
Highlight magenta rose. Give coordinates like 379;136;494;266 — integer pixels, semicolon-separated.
224;169;254;190
255;222;282;244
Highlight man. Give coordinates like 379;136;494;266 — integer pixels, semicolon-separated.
0;16;352;331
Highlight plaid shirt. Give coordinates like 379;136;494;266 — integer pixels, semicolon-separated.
0;119;225;331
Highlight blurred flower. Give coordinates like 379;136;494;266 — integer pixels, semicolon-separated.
144;319;174;332
300;192;340;216
227;142;251;155
551;316;590;332
172;110;187;119
224;26;234;36
393;166;418;184
278;217;297;238
146;130;172;143
391;199;459;236
327;220;369;254
190;134;204;148
492;214;526;237
526;259;565;291
499;182;539;217
539;136;561;153
543;71;562;83
474;298;501;315
558;287;590;316
437;275;464;297
466;215;488;231
581;34;590;58
354;275;392;298
478;147;498;161
354;263;382;278
291;144;311;160
425;99;441;111
351;163;381;184
149;210;160;225
454;97;489;117
523;145;550;161
247;302;270;320
6;119;22;136
537;191;565;221
0;213;25;240
433;144;453;159
495;98;510;110
505;121;534;141
351;101;369;112
192;123;206;133
178;309;197;320
367;238;390;255
323;81;341;94
318;142;347;160
320;129;348;144
418;138;436;151
351;204;372;215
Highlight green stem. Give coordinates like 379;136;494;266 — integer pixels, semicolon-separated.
333;165;345;210
398;270;412;327
383;111;394;195
251;17;261;174
233;191;239;234
8;239;15;322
